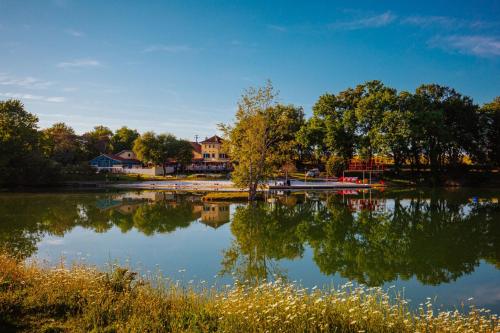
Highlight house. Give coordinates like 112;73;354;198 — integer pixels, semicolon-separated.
89;150;142;171
187;135;231;172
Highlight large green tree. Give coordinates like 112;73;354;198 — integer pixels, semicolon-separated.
479;96;500;166
0;99;59;186
133;132;194;174
82;125;113;158
220;81;304;200
42;122;83;165
111;126;139;153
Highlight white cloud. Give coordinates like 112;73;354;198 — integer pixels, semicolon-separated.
65;29;85;37
401;15;498;31
330;11;396;30
0;92;66;103
57;58;101;68
267;24;287;32
429;35;500;57
142;44;193;53
0;73;53;89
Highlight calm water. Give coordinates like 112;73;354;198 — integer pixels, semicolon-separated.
0;188;499;312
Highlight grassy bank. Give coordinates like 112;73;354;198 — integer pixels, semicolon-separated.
0;253;498;333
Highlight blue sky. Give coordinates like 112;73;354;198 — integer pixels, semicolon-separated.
0;0;499;140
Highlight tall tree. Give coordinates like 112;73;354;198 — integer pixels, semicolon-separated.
220;81;304;200
133;132;193;175
111;126;139;153
355;80;398;160
42;122;83;165
479;97;500;166
82;125;113;158
0;99;59;186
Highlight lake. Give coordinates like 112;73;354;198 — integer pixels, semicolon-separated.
0;188;498;313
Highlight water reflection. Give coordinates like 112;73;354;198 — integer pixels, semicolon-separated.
0;189;498;289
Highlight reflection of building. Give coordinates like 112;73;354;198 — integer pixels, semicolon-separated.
347;198;386;212
200;203;230;228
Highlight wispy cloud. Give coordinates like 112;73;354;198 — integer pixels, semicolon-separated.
401;15;499;30
0;92;66;103
65;29;85;37
429;35;500;57
142;44;193;53
267;24;287;32
0;74;53;89
57;58;101;68
329;11;396;30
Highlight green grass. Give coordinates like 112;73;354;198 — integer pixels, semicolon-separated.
0;252;498;332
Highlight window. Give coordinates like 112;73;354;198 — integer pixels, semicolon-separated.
212;153;215;158
219;153;227;159
203;153;210;158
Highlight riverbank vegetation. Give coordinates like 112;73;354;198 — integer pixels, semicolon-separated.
0;252;498;333
1;81;499;187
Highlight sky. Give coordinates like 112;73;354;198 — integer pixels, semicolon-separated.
0;0;499;140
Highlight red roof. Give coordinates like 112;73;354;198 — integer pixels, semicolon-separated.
200;135;223;144
190;142;202;153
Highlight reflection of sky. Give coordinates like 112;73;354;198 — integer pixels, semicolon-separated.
34;216;500;314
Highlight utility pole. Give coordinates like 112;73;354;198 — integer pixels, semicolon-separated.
194;134;199;143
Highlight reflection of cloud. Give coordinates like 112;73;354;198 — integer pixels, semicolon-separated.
429;35;500;57
470;283;500;306
329;11;396;30
45;239;64;245
0;92;66;103
57;58;101;68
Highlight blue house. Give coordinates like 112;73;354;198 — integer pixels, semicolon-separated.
89;150;141;170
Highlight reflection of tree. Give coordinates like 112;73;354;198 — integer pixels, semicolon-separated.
131;201;200;235
0;192;204;259
304;191;500;286
220;201;312;283
221;190;499;286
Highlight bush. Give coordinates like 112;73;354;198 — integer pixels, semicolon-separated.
325;156;346;177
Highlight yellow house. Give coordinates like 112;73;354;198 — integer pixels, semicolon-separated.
188;135;231;171
200;135;229;162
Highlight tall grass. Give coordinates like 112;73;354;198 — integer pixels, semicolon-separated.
0;253;497;332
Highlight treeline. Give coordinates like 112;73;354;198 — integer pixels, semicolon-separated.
297;81;499;174
0;100;191;186
221;81;499;197
1;80;499;186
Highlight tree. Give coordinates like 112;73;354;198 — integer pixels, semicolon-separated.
355;80;398;161
479;97;500;166
374;91;412;171
133;132;193;175
41;122;83;165
82;125;113;158
412;84;479;177
220;81;304;200
175;140;195;170
0;99;59;186
111;126;139;153
133;131;162;166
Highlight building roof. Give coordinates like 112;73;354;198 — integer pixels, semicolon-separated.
99;153;141;164
200;135;223;144
190;142;202;153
